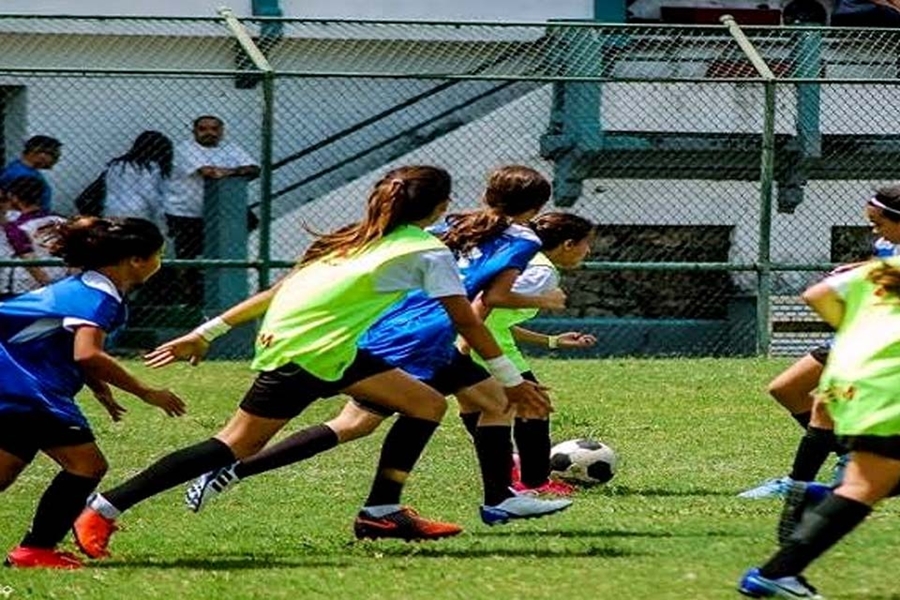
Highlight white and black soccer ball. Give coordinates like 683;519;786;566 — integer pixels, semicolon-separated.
549;438;617;486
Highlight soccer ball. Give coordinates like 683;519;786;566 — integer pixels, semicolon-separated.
549;438;617;486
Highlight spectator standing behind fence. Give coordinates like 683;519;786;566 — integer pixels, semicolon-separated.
163;116;259;305
1;177;66;296
101;131;174;230
0;136;62;213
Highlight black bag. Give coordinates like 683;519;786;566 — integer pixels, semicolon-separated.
74;170;106;216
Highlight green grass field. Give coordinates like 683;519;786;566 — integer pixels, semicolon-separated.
2;358;899;600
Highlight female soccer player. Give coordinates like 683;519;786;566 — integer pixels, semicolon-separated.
183;166;574;529
73;165;551;557
739;187;900;500
468;212;598;495
1;216;185;569
739;189;900;599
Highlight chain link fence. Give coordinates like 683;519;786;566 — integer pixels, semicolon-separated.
1;13;898;357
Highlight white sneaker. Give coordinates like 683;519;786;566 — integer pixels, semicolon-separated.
185;463;240;513
738;477;794;499
479;492;572;525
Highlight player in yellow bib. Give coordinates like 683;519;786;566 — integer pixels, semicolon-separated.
740;190;900;599
72;165;552;557
469;212;597;495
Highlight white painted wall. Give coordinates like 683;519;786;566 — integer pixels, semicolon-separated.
0;0;594;21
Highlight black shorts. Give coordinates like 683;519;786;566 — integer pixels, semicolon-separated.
839;435;900;461
353;351;492;417
0;410;95;463
239;349;394;420
522;371;538;383
809;344;831;365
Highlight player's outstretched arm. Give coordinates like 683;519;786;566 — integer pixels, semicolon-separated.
145;282;282;368
802;281;845;329
511;326;597;349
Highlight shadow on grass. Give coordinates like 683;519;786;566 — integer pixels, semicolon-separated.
470;528;736;540
592;485;735;498
370;545;643;559
92;553;352;571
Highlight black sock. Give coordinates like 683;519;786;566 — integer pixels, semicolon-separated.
460;412;480;440
234;425;338;479
104;438;235;512
760;494;871;579
791;411;812;430
788;427;836;481
21;471;100;548
514;418;551;488
475;425;515;506
364;416;438;507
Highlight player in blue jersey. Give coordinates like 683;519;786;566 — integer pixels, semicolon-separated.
183;165;574;532
1;216;185;569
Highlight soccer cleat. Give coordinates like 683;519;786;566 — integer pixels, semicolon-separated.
185;464;240;513
829;454;850;487
354;506;463;541
4;546;82;569
738;567;824;598
72;508;117;559
777;481;832;546
512;479;576;497
738;477;794;499
479;492;573;526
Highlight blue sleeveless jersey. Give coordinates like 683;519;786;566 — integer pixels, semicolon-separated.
0;273;127;426
359;223;541;379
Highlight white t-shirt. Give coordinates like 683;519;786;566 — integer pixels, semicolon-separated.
374;247;466;298
5;213;67;294
104;162;167;227
163;139;257;218
510;261;559;296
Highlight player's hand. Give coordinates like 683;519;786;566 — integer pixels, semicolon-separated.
504;380;552;418
539;288;567;311
139;388;187;417
558;331;597;349
91;382;127;422
144;332;210;368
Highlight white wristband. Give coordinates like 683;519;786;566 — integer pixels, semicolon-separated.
485;356;525;387
547;335;560;349
194;316;231;343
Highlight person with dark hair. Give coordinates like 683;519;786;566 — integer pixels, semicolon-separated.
72;165;552;557
1;176;66;295
0;135;62;212
102;131;174;229
831;0;900;27
182;166;574;531
0;216;185;569
739;188;900;598
470;212;598;496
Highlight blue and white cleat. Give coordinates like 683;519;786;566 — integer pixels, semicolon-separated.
185;463;240;513
479;491;572;526
738;477;794;499
738;567;824;599
777;481;832;546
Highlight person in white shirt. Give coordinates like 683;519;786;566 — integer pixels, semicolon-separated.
103;131;173;231
163;115;259;304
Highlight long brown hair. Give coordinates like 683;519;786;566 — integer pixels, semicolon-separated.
869;262;900;297
441;165;550;255
300;165;451;267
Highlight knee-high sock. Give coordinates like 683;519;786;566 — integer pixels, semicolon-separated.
103;438;235;512
789;427;837;482
234;425;338;479
514;418;551;488
475;425;515;506
760;494;871;579
21;471;100;548
364;417;438;507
